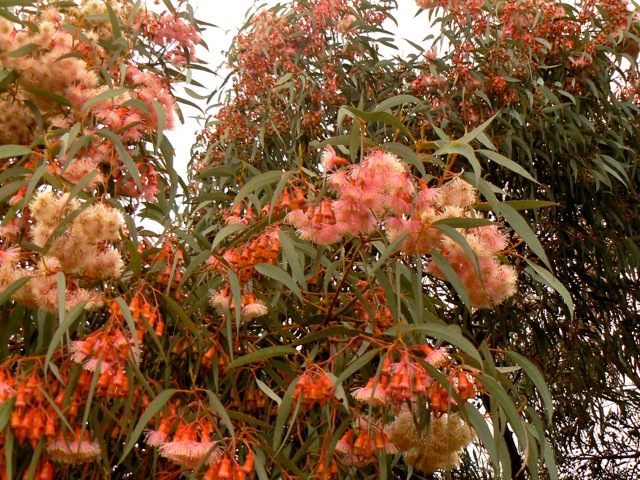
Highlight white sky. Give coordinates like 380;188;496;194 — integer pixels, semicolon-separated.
167;1;428;175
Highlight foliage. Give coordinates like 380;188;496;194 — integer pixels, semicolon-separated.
0;1;635;480
195;0;640;478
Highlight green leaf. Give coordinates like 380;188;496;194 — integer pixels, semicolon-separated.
273;380;298;449
206;390;235;437
4;428;13;479
313;135;377;150
374;94;423;112
434;140;482;184
232;170;284;210
480;374;528;447
226;346;298;370
339;106;411;138
256;379;282;406
399;323;483;366
0;397;15;431
211;224;247;250
0;0;36;6
525;260;574;318
95;129;142;193
7;42;37;57
459;402;500;476
370;233;407;274
336;349;380;384
477;149;538;183
45;301;86;371
433;217;496;228
499;203;551;269
0;145;31;159
290;326;350;347
118;389;177;464
434;224;482;279
106;2;122;39
474;200;557;212
151;99;165;152
158;292;201;339
56;272;67;322
382;141;426;177
254;263;303;301
0;277;30;306
278;230;307;291
81;87;129;114
458;113;497;144
505;350;554;425
23;87;72;107
431;250;472;311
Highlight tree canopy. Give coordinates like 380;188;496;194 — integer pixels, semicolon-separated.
0;0;638;479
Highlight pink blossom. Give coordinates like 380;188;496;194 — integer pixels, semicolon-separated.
425;348;449;367
144;429;168;447
47;436;101;464
242;299;268;319
351;378;390;406
0;246;20;265
158;440;223;466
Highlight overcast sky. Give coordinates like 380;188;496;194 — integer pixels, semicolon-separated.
167;1;427;175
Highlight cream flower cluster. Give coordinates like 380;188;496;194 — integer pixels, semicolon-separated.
388;410;475;473
0;190;124;312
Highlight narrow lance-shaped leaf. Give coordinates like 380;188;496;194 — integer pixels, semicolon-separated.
226;346;298;370
118;389;177;464
500;203;551;269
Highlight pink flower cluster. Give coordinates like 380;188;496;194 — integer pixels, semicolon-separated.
207;228;281;320
70;328;140;375
351;347;450;407
146;12;201;66
286;148;517;307
145;417;223;467
286;147;414;243
46;428;101;465
336;418;397;466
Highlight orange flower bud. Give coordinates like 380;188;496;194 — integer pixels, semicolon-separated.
218;456;231;478
241;452;254;473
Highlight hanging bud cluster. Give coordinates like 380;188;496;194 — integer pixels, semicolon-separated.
229;383;274;415
350;345;479;410
114;160;160;201
208;228;281;283
352;282;395;334
336;418;397;466
0;363;105;473
292;368;336;408
20;458;55;480
204;451;255;480
344;344;479;471
312;455;340;480
208;228;280;320
69;294;161;398
151;238;185;292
